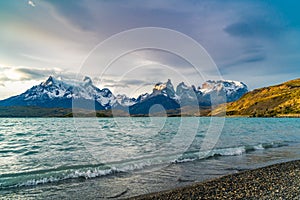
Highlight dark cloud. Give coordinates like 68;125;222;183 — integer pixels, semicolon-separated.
102;78;153;88
221;46;266;69
0;66;77;83
241;54;265;63
13;67;64;81
223;19;285;38
103;83;128;88
1;0;300;98
15;68;53;80
121;79;150;85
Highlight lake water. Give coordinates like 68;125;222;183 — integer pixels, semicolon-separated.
0;117;300;199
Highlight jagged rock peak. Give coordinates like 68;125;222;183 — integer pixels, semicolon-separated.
166;79;172;86
152;79;176;98
83;76;93;85
154;82;166;91
153;79;173;90
42;75;56;86
177;82;188;89
201;80;247;90
176;82;190;94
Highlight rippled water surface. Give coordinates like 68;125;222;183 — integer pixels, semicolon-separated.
0;117;299;199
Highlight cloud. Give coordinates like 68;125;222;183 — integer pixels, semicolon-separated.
121;79;150;85
221;46;266;68
0;0;97;73
0;65;77;82
103;83;128;88
100;78;153;88
28;0;35;7
1;0;300;98
98;77;156;97
223;19;284;38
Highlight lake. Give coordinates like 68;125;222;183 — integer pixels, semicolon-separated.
0;117;299;199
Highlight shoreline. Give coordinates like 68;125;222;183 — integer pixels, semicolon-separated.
129;159;300;200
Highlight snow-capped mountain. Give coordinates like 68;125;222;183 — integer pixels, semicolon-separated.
132;79;248;108
135;93;150;102
174;82;200;106
199;80;248;103
129;79;180;115
115;94;136;107
129;79;248;114
0;76;248;114
0;76;122;110
152;79;177;99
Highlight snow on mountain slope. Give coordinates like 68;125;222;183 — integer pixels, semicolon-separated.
0;76;127;109
138;79;248;105
152;79;177;99
200;80;247;95
0;76;248;110
116;94;136;107
199;80;248;102
35;76;115;107
176;82;198;100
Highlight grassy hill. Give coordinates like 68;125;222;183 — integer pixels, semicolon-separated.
212;78;300;117
2;78;299;118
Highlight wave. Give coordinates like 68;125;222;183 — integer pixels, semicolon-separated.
0;162;154;189
15;168;115;187
0;141;289;189
173;141;289;163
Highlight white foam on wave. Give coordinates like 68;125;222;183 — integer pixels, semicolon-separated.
11;161;154;188
173;143;269;164
3;167;121;188
5;142;285;189
17;176;61;187
212;146;246;156
253;144;264;150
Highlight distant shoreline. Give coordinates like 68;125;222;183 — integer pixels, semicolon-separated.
1;106;300;118
129;159;300;200
1;114;300;118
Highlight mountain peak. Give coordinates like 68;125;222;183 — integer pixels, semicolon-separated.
83;76;93;86
152;79;176;98
42;75;56;86
199;79;248;103
0;76;249;112
177;82;188;88
176;82;192;95
154;82;166;91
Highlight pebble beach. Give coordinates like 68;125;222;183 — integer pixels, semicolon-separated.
129;160;300;200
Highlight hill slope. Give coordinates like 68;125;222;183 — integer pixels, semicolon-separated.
214;78;300;117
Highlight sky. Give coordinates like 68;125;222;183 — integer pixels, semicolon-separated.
0;0;300;99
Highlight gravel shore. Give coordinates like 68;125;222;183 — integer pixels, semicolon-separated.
129;160;300;200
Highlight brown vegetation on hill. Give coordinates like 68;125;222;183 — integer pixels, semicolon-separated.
212;78;300;117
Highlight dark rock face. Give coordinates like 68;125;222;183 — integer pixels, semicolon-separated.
0;76;112;110
129;95;180;115
0;76;248;114
199;80;248;105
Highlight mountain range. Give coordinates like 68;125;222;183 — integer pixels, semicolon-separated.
0;76;248;117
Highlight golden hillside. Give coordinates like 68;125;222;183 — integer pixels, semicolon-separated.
213;78;300;117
